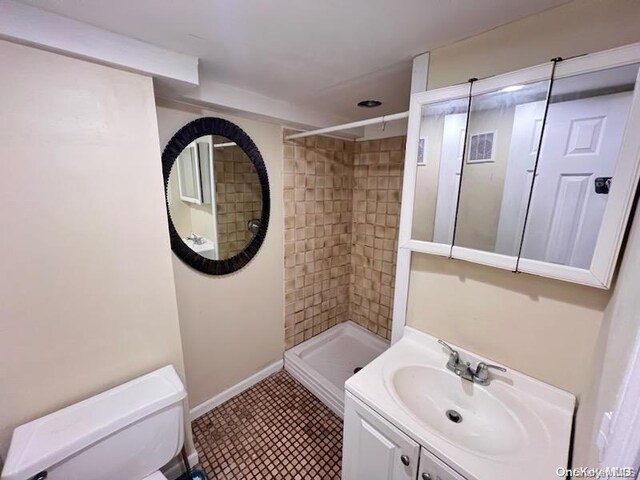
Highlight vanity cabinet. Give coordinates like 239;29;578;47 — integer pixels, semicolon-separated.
343;393;420;480
419;449;466;480
343;393;467;480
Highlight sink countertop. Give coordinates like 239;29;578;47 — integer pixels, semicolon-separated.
345;327;575;480
183;237;215;253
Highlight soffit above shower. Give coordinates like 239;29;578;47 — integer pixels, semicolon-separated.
15;0;572;125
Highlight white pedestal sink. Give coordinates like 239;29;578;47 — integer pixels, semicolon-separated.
345;327;575;480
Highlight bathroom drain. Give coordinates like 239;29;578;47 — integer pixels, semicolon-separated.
446;409;463;423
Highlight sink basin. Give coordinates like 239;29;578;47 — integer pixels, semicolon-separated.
389;365;543;458
345;328;574;479
182;237;217;259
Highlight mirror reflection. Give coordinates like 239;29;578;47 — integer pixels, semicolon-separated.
521;63;640;268
167;135;263;260
453;80;551;256
411;97;469;244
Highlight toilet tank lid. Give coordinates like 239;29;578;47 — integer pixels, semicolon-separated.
1;365;186;480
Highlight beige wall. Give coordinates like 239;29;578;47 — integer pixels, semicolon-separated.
0;40;190;460
455;106;515;252
407;255;609;394
428;0;640;89
407;0;640;466
411;115;443;242
168;171;195;237
156;102;284;408
167;165;216;244
188;203;216;242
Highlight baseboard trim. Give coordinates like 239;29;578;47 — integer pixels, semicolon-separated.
163;450;199;480
189;359;284;421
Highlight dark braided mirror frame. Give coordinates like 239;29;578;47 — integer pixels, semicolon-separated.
161;117;270;275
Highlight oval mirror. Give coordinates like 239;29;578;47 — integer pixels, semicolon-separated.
162;117;270;274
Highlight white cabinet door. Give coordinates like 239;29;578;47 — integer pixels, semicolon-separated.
418;448;467;480
343;392;420;480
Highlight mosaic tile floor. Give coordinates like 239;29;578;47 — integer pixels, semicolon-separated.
192;370;343;479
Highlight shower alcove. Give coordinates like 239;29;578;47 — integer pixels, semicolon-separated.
282;132;405;415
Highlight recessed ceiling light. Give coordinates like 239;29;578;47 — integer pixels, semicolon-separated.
501;85;524;93
357;100;382;108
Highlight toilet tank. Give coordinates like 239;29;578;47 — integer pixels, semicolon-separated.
1;365;186;480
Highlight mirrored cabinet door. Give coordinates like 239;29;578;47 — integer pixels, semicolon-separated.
452;78;551;269
401;43;640;288
410;95;470;249
518;62;640;285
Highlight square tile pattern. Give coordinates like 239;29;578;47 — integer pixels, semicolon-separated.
283;132;406;347
193;370;343;479
350;137;405;340
214;143;263;259
283;134;355;347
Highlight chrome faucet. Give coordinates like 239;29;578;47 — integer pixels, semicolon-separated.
187;233;205;245
438;339;474;381
438;339;506;386
473;362;507;386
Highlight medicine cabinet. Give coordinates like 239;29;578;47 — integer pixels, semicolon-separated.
400;43;640;288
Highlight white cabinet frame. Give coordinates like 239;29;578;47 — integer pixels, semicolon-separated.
176;141;203;204
398;84;471;257
399;42;640;289
197;136;220;259
518;44;640;288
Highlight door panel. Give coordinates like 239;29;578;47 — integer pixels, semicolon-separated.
545;173;591;264
343;393;419;480
521;91;632;268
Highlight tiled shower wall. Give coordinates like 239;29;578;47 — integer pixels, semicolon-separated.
350;137;405;340
283;131;405;348
283;134;354;348
214;145;263;258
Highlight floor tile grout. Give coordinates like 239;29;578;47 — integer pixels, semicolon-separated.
192;369;343;479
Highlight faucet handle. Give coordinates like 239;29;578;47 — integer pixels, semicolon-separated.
438;339;457;355
438;339;459;363
473;362;506;386
477;362;507;373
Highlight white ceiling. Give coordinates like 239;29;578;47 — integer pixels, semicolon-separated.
18;0;572;123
